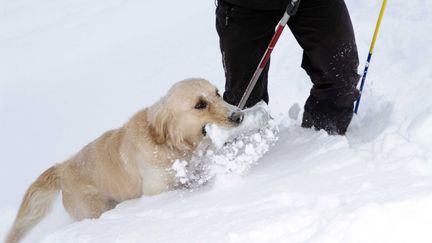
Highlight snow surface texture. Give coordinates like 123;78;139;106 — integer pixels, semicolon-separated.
1;0;432;242
172;102;278;187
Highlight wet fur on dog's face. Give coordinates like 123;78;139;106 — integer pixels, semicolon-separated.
147;78;241;151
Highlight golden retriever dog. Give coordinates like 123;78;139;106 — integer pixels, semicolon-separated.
5;78;243;243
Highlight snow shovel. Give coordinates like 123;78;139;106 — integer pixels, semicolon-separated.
181;1;302;185
204;0;301;145
200;0;301;146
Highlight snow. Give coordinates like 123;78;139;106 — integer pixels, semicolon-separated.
204;101;273;149
1;0;432;242
172;102;278;187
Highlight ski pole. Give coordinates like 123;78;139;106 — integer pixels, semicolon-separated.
237;0;301;110
354;0;388;114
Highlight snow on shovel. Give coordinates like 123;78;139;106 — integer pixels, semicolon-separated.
172;102;278;187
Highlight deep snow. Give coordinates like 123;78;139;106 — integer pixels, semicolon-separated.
1;0;432;242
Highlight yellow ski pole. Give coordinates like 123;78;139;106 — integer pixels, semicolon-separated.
354;0;388;114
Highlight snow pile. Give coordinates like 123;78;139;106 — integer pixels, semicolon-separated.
172;102;279;186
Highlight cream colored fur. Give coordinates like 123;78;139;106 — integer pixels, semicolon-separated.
5;78;240;243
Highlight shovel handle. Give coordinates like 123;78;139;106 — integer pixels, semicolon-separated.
237;0;301;109
286;0;301;16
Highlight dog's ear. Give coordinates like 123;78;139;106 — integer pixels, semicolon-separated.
148;102;172;145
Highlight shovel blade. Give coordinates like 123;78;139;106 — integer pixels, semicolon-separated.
206;101;272;148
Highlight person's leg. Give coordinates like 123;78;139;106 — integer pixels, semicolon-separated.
288;0;360;135
216;0;284;108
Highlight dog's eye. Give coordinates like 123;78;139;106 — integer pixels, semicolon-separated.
195;100;207;110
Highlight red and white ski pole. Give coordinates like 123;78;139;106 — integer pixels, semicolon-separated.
237;0;301;109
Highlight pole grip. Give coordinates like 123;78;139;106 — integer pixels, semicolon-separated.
286;0;301;16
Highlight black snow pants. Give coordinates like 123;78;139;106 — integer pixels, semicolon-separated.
216;0;361;135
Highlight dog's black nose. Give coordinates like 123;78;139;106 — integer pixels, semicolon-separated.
229;111;244;124
202;125;207;136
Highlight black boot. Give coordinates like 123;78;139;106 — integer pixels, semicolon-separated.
301;96;355;135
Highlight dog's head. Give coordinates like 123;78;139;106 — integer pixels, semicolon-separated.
148;78;243;151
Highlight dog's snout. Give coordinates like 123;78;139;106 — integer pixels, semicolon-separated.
229;111;244;124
